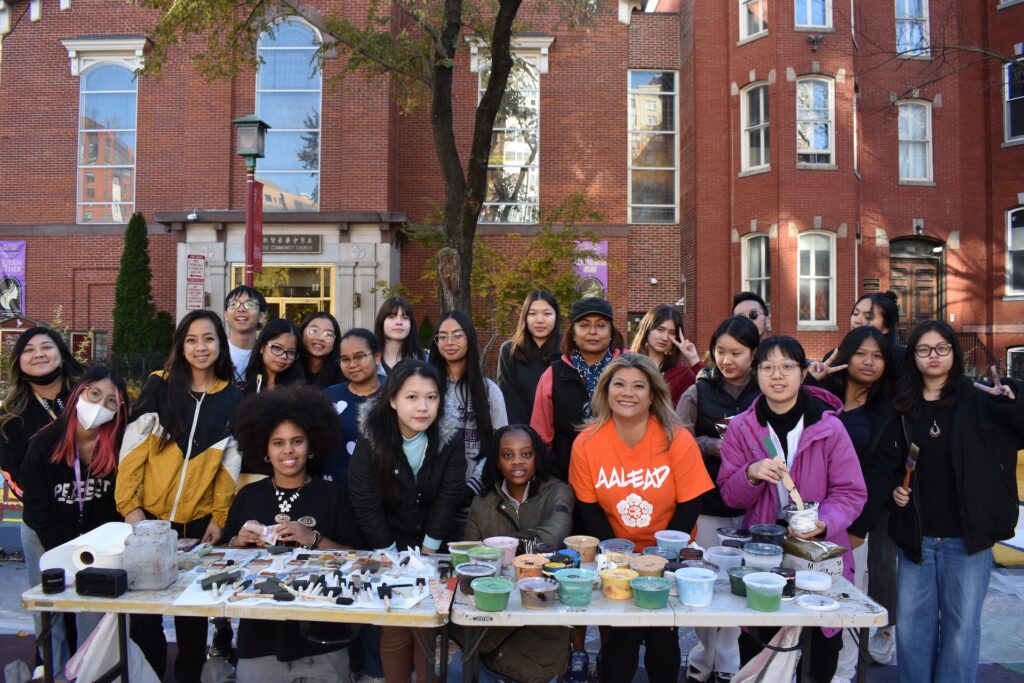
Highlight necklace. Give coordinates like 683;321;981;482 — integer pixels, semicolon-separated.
929;419;941;438
272;479;309;523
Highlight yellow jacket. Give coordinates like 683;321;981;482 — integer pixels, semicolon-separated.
115;372;243;527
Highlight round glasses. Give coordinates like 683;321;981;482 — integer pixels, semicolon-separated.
83;385;121;412
914;343;953;358
340;352;373;366
227;300;259;311
757;361;802;376
305;326;336;341
434;332;467;345
266;343;299;361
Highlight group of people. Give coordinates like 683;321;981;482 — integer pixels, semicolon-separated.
0;284;1020;683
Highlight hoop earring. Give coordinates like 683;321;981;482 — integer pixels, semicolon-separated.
307;453;315;459
263;455;270;463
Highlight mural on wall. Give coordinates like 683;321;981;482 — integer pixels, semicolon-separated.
0;242;26;318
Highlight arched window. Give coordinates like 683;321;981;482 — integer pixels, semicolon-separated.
742;233;771;306
77;64;137;223
256;17;322;212
898;100;932;182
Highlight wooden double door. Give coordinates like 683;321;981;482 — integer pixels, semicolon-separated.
889;239;944;343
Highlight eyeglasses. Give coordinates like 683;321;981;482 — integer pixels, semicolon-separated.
434;332;467;344
266;343;299;361
340;352;373;366
305;326;336;341
227;300;259;311
914;343;953;358
757;361;803;376
83;385;121;412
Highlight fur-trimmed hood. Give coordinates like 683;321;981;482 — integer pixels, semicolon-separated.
356;393;460;450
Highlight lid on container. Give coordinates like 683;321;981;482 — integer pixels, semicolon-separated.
795;570;832;591
484;536;519;547
796;594;839;611
706;545;744;558
782;501;819;513
449;540;481;548
598;538;635;552
564;535;600;547
630;555;668;571
600;568;640;581
743;542;784;555
455;562;495;576
717;526;752;539
749;523;785;535
630;576;671;591
681;560;719;572
643;547;678;560
514;554;548;568
727;566;759;578
468;546;504;559
132;520;172;534
518;577;558;591
742;571;787;589
471;577;514;594
654;529;690;542
555;568;596;583
676;567;716;581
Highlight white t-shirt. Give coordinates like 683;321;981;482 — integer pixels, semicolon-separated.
228;342;252;383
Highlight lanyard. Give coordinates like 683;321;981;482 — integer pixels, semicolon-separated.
73;448;85;514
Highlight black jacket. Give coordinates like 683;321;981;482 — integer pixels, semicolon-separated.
888;378;1024;561
20;429;119;550
0;389;70;497
496;340;555;425
846;402;905;539
347;397;466;550
548;358;589;481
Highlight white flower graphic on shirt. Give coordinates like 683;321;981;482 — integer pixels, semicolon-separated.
616;493;654;528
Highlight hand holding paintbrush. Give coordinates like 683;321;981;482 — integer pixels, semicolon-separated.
755;438;805;510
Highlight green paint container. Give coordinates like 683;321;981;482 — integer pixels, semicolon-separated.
727;566;758;596
468;545;504;572
470;577;513;612
743;572;787;612
448;541;481;567
555;568;596;607
630;576;671;609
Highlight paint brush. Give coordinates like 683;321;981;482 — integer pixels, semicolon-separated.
902;442;920;490
763;437;804;510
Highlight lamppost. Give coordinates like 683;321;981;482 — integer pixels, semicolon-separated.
232;114;270;287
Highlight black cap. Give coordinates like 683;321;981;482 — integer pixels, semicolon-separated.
569;297;613;322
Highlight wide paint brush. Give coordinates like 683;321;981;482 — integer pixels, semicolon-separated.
902;442;920;489
762;437;805;510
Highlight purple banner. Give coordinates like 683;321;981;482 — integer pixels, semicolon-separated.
0;241;25;318
575;240;608;297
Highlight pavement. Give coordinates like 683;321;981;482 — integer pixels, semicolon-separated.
0;558;1021;682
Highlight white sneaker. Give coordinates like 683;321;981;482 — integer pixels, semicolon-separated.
829;677;852;683
868;627;896;665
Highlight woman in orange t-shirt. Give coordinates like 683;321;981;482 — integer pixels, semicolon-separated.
570;353;713;683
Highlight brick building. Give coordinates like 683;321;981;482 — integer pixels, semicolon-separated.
0;0;1021;370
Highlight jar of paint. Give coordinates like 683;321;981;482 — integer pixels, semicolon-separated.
654;529;691;554
630;576;671;609
629;554;668;577
518;577;558;610
456;562;497;595
675;567;717;607
727;566;758;596
483;536;519;567
743;572;787;612
555;568;596;607
749;523;786;546
782;501;820;535
470;577;513;612
513;554;549;582
468;545;505;573
448;541;481;567
600;568;639;600
704;546;744;579
564;535;600;563
770;567;797;599
742;542;784;569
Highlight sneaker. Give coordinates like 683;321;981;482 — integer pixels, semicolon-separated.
563;650;590;683
829;677;852;683
715;673;735;683
869;627;895;665
685;665;709;683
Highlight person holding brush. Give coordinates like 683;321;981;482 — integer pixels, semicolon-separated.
719;336;866;681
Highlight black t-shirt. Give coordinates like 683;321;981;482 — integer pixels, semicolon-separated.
222;477;364;661
910;399;961;538
839;405;871;460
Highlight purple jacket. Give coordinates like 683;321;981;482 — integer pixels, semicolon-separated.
718;386;867;583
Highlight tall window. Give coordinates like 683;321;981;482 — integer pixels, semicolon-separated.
1009;207;1024;295
796;78;834;165
77;65;136;224
895;0;929;57
1006;61;1024;143
481;58;540;224
742;234;771;306
898;101;932;181
256;17;321;212
795;0;831;27
628;70;677;223
740;0;769;40
741;84;770;171
798;232;835;324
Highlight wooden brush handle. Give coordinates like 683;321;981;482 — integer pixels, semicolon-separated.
902;467;912;490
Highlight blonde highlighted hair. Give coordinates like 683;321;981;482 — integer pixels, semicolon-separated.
586;353;681;446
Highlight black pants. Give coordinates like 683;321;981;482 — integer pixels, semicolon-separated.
739;626;842;683
599;626;681;683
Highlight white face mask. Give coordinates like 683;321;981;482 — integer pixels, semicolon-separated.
76;399;116;430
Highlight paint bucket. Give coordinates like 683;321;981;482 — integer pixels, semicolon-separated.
728;566;759;596
600;568;640;600
518;577;558;610
456;562;497;595
743;572;787;612
448;541;481;567
675;567;717;607
742;542;784;569
468;545;504;573
471;577;513;612
555;568;596;607
630;576;671;609
705;546;744;579
654;530;690;554
564;535;600;563
483;536;520;567
629;554;668;577
513;554;548;582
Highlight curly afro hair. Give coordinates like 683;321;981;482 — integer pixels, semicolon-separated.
233;384;340;475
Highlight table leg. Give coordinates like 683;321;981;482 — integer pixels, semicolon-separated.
38;611;54;683
438;625;449;681
93;614;130;683
856;627;869;683
410;628;438;683
459;627;488;683
798;627;812;681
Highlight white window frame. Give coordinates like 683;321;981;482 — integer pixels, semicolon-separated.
897;100;933;183
1007;345;1024;380
741;83;770;173
741;233;772;307
1005;59;1024;143
796;77;835;166
255;16;323;212
895;0;930;58
1008;207;1024;296
795;0;832;28
739;0;769;42
797;230;837;328
628;70;679;224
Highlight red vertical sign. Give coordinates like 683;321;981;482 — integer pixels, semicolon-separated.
251;179;264;273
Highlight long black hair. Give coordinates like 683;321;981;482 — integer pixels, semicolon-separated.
870;291;900;344
480;424;556;491
893;320;968;416
298;311;344;388
509;289;562;363
243;318;306;393
373;296;425;364
160;310;233;444
824;326;894;410
428;311;496;459
706;315;760;386
361;360;445;493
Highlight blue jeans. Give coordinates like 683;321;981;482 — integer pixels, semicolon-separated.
896;537;992;683
21;523;70;672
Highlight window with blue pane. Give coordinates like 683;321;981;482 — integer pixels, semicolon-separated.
895;0;929;57
795;0;830;27
256;17;321;212
77;64;137;224
1009;208;1024;295
796;78;833;165
628;70;678;223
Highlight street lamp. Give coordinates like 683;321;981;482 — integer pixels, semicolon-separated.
232;114;270;287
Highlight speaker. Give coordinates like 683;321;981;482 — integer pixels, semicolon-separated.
75;568;128;598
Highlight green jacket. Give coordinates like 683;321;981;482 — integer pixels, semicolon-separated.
463;477;574;546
